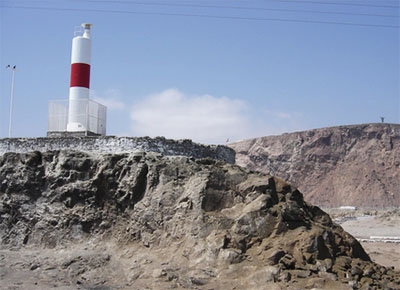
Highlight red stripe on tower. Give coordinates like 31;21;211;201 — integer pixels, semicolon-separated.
70;63;90;88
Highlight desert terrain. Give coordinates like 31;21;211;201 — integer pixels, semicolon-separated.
326;208;400;270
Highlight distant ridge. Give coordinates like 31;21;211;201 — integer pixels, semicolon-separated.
229;123;400;208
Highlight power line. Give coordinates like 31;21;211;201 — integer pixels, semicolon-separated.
276;0;400;9
78;0;399;18
3;0;399;10
1;3;398;28
81;0;400;9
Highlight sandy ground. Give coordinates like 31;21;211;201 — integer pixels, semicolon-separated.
325;208;400;270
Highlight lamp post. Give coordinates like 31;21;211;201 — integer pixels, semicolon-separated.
6;65;16;138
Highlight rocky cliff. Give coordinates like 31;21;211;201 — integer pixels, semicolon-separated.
229;123;400;208
0;149;398;289
0;136;235;164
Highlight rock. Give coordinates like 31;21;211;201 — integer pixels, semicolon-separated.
291;269;311;279
249;266;280;283
218;248;243;264
0;149;399;289
278;271;291;282
267;250;286;265
279;254;296;269
351;265;363;277
348;280;358;288
318;271;338;281
0;136;236;164
316;258;333;272
229;123;400;207
363;266;375;278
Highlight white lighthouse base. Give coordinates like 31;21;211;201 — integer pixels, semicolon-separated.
67;122;86;132
47;98;107;137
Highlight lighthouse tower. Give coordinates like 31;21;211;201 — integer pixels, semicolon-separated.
47;23;106;137
67;23;92;132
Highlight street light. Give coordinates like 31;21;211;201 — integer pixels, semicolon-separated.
6;65;16;138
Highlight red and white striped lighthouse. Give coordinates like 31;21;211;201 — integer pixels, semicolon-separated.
67;23;92;132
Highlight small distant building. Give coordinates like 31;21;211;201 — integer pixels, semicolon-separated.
47;23;106;137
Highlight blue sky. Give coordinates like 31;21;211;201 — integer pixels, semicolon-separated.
0;0;399;144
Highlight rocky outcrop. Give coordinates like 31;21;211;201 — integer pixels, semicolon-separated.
229;123;400;208
0;150;398;289
0;136;235;164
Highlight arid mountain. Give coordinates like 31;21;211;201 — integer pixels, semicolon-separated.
229;123;400;208
0;149;399;289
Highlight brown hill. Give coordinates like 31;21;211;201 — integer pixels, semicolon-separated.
229;123;400;208
1;149;398;289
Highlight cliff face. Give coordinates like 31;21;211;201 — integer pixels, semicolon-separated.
0;149;398;289
229;124;400;208
0;136;236;164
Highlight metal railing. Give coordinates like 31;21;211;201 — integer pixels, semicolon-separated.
48;99;106;135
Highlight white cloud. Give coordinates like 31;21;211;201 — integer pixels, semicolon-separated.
130;88;254;144
89;88;307;143
90;89;125;110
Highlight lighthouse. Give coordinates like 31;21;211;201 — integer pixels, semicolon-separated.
47;23;106;137
67;23;93;132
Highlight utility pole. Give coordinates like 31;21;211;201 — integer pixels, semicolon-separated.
6;65;16;138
